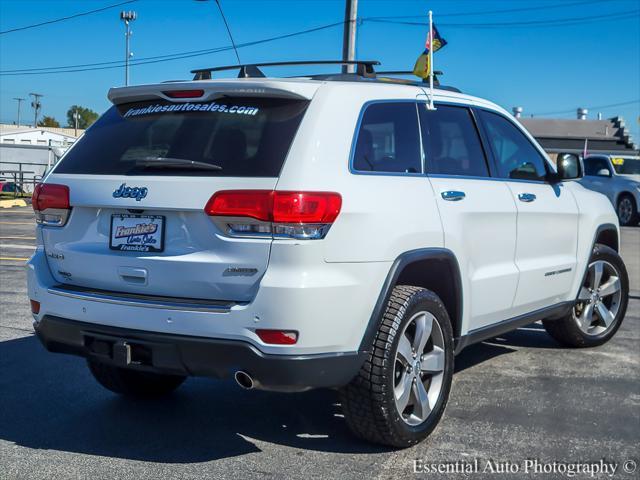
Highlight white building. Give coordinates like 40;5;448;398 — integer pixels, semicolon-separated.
0;124;85;192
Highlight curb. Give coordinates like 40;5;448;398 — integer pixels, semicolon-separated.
0;199;28;209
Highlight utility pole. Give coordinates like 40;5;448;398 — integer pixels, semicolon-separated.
341;0;358;74
120;10;137;86
29;93;43;128
13;97;25;127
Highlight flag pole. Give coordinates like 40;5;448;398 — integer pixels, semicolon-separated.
428;10;434;110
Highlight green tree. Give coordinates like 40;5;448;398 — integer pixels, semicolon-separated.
66;105;99;129
39;116;60;128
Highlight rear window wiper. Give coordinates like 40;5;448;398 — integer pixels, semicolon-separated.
134;157;223;171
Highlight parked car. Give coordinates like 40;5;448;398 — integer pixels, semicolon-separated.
28;61;629;448
0;181;25;193
578;154;640;226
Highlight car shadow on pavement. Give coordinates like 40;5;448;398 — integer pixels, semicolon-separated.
0;334;391;464
0;324;561;463
454;322;562;373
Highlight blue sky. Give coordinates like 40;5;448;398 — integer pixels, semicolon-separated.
1;0;639;140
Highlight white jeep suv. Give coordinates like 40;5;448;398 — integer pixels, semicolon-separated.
27;61;629;448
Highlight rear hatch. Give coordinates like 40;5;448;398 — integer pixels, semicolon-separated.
42;90;310;302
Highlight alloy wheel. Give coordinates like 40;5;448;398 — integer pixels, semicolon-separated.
574;260;623;335
618;198;633;224
393;311;446;426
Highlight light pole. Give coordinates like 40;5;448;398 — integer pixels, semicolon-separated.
120;10;137;86
13;97;25;127
29;93;43;128
73;109;79;136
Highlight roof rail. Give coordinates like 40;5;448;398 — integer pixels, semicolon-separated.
191;60;381;80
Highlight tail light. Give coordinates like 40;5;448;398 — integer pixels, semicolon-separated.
32;183;71;226
30;299;41;314
205;190;342;240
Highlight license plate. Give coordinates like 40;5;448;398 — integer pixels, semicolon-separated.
110;214;165;252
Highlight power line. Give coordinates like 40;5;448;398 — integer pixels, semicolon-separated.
0;0;139;35
531;100;640;117
0;21;346;76
367;10;639;28
369;0;609;20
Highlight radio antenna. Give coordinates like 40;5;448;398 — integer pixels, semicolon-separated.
214;0;241;65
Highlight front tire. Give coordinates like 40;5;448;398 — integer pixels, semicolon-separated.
87;359;186;397
543;244;629;347
339;286;454;448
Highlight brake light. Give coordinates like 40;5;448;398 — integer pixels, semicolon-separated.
272;192;342;223
163;89;205;99
205;190;342;240
255;329;298;345
205;190;272;221
32;183;70;226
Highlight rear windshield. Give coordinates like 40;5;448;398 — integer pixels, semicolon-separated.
54;96;309;176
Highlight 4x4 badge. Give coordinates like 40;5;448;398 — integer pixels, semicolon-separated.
112;183;148;201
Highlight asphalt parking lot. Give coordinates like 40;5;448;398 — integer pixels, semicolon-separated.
0;206;638;479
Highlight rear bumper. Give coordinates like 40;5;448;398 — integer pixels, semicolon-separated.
35;315;365;391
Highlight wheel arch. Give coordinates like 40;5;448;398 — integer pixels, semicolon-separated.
616;191;636;205
358;248;463;353
594;223;619;252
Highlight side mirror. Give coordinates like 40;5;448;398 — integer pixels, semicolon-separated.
596;168;611;177
555;153;582;180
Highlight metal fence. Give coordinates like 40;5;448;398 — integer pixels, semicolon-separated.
0;160;50;197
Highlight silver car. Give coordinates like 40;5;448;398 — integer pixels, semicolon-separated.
579;154;640;226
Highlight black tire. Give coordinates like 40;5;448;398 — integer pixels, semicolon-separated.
87;359;186;397
543;244;629;348
339;285;454;448
617;194;638;226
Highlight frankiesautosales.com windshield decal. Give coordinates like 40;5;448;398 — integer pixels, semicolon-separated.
123;102;259;118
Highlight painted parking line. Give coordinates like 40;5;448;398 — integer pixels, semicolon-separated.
0;244;36;250
0;222;34;225
0;236;36;240
0;257;28;261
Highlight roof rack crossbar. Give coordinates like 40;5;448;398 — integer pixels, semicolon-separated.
191;60;381;80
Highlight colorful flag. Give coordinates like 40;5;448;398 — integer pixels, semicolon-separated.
413;23;447;79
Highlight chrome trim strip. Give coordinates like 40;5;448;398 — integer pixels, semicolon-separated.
47;286;233;313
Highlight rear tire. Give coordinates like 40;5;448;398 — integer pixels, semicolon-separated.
617;194;638;226
339;286;454;448
87;359;186;397
543;244;629;348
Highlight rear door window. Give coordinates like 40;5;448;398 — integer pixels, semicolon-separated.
418;104;489;177
584;157;611;176
478;109;549;181
352;102;422;174
54;97;309;177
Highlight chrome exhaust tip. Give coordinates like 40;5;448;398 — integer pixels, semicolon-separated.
234;370;254;390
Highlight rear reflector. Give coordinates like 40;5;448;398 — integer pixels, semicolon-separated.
255;329;298;345
30;299;40;314
32;183;70;226
163;89;205;99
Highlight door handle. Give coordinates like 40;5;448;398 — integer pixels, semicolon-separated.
518;193;536;203
441;191;466;201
